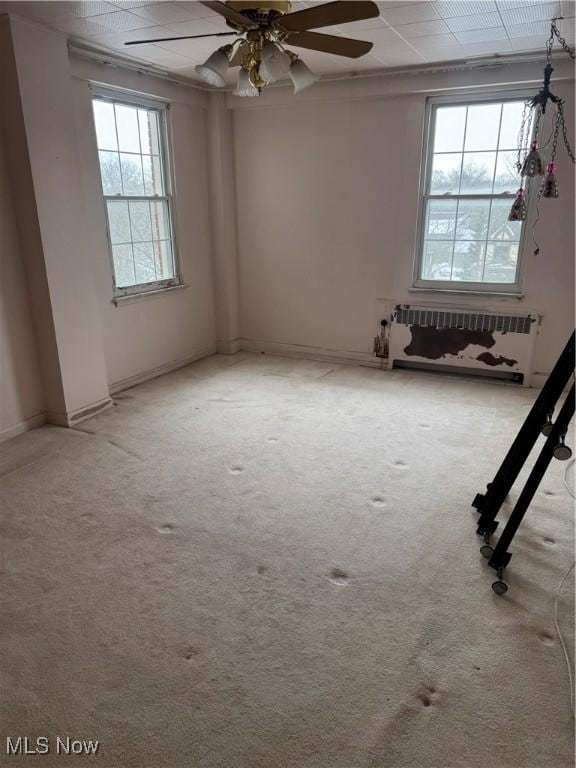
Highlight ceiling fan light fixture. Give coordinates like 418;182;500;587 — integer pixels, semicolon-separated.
234;67;260;97
289;58;318;94
195;46;231;88
260;41;291;82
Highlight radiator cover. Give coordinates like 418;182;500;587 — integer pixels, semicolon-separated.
386;304;539;386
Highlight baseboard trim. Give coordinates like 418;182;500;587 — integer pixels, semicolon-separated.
109;346;217;395
239;338;379;368
0;412;47;442
216;338;241;355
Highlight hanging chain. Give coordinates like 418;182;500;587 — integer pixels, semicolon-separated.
557;100;576;164
516;100;531;172
550;18;576;60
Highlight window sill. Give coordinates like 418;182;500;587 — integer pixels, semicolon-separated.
112;283;188;306
409;286;524;299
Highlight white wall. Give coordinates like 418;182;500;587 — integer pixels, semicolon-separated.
232;61;575;379
70;58;216;391
0;116;45;439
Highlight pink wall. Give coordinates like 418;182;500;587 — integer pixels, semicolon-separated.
70;58;217;391
232;63;575;381
0;116;45;439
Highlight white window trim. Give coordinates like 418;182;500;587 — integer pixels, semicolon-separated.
413;90;537;295
91;86;182;299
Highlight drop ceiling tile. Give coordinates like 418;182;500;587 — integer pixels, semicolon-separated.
154;35;217;56
410;31;460;49
110;2;161;9
380;2;441;26
396;19;451;37
163;18;233;36
496;1;539;9
434;1;497;17
129;2;200;24
508;33;548;49
506;20;552;37
87;9;155;31
70;1;122;17
455;25;508;41
1;1;80;21
499;2;560;25
53;16;112;36
446;12;502;32
352;26;403;43
89;25;178;48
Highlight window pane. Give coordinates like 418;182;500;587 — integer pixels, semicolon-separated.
142;155;164;196
499;101;526;150
120;153;144;195
452;241;485;282
133;241;156;284
115;104;141;153
460;152;496;194
493;151;520;194
434;106;466;153
138;109;160;156
150;200;170;241
425;199;457;239
464;104;501;151
107;201;131;244
99;151;122;195
93;96;176;292
154;240;174;280
93;101;118;151
488;199;522;240
455;199;490;240
430;153;461;194
129;201;152;242
421;240;453;281
112;244;136;287
484;241;519;283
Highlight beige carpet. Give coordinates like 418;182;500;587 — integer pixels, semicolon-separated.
1;353;574;768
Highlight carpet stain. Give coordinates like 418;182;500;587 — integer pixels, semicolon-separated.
256;565;267;575
329;567;349;586
155;524;176;535
538;631;555;646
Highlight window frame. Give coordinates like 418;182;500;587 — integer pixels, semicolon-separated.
413;91;536;295
91;87;181;299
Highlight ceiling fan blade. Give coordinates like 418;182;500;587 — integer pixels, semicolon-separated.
125;31;237;46
285;31;373;58
229;40;250;67
200;1;257;29
274;1;378;33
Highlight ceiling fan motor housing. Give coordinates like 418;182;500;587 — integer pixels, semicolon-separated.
226;1;291;29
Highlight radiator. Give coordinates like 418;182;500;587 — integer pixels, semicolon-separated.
380;303;540;386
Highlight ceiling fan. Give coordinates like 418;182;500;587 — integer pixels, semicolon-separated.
125;1;379;96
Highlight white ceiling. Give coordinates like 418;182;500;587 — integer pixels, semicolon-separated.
1;0;574;84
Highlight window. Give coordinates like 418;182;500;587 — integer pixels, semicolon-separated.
92;93;179;297
416;98;531;292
